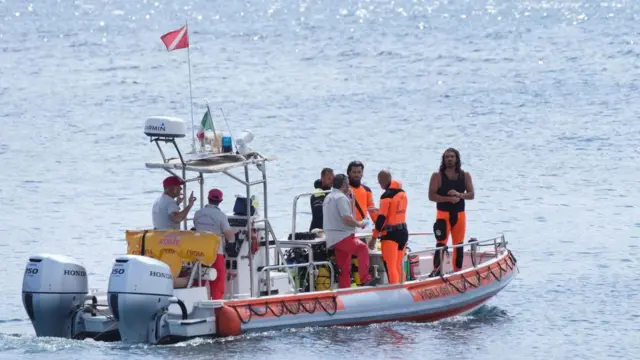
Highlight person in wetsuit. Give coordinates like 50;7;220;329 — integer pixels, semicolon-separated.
346;161;379;286
370;170;409;284
347;161;378;224
309;168;334;231
428;148;475;275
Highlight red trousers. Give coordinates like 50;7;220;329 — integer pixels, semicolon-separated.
334;234;372;288
209;254;226;300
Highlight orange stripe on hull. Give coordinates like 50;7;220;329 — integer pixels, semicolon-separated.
228;291;343;307
407;252;517;302
228;294;346;322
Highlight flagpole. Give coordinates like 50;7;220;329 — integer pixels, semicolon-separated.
186;19;195;153
205;101;217;136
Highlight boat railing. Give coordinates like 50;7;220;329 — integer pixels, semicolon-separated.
407;234;508;280
253;218;335;297
244;190;334;297
257;238;334;296
252;218;298;293
177;260;208;290
186;261;203;288
407;234;507;257
257;233;507;292
290;190;330;238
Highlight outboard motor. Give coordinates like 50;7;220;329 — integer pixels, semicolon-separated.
21;254;89;338
107;254;174;343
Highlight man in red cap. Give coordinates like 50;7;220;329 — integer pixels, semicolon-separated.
152;175;196;230
193;188;237;299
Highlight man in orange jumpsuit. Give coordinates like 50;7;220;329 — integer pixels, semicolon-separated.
347;161;378;222
370;170;408;284
346;161;378;285
428;148;475;276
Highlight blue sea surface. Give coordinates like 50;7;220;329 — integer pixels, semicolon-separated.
0;0;639;358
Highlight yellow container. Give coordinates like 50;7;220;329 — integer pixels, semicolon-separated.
315;266;332;291
351;256;360;286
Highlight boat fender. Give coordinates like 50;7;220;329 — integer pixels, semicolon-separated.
433;219;447;241
215;305;241;337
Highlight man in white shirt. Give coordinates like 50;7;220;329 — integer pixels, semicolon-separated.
193;188;237;299
152;176;196;230
323;174;380;288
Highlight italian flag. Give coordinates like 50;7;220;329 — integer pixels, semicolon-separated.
196;107;214;141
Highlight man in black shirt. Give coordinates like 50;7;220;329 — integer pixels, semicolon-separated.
309;168;334;231
428;148;475;275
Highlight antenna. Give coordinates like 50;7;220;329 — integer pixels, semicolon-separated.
219;108;239;153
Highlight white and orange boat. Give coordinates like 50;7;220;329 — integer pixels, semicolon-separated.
20;116;519;344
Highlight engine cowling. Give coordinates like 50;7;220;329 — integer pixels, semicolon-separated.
21;254;89;338
107;254;174;343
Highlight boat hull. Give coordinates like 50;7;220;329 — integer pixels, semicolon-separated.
219;249;518;335
21;249;517;343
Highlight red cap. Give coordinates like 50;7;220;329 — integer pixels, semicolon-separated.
163;176;184;188
208;188;223;201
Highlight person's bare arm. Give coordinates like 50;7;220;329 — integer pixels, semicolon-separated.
170;192;196;222
460;172;474;200
223;228;237;241
220;215;237;241
170;206;192;223
342;215;362;227
428;172;456;203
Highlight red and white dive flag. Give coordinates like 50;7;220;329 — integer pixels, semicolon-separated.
160;25;189;51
